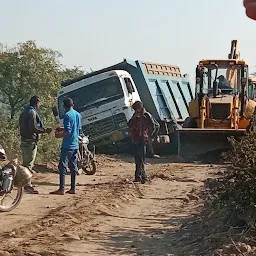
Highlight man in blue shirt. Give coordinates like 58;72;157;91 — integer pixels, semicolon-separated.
50;97;82;195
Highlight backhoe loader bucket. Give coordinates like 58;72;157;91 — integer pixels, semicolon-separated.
171;128;246;163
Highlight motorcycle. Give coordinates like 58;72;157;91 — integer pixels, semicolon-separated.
77;134;97;175
0;144;32;212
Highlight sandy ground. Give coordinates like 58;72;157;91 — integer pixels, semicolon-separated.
0;155;225;256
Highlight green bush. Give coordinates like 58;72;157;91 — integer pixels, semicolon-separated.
36;112;62;162
0;111;61;163
206;133;256;225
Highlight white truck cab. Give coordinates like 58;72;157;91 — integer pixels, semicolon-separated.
56;70;141;145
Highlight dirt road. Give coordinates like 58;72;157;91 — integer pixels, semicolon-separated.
0;155;223;256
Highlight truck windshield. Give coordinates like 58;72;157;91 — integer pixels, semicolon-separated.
58;76;124;119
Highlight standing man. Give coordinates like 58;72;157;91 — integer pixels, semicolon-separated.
128;101;157;184
50;97;81;195
19;96;52;194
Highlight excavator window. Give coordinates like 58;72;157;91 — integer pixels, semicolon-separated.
202;64;246;95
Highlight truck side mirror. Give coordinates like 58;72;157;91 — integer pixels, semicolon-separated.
52;106;59;117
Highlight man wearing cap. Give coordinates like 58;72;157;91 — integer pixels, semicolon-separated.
19;96;52;194
50;97;81;195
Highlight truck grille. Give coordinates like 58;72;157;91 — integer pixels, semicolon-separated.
82;113;127;140
210;103;230;120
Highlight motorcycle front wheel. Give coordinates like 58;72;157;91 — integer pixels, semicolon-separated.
83;160;97;175
0;187;23;212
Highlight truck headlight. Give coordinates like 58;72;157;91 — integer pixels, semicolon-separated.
118;122;127;128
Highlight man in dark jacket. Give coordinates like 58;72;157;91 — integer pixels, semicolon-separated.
19;96;52;194
218;75;231;89
128;101;157;184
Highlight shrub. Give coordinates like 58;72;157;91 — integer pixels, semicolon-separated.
206;133;256;225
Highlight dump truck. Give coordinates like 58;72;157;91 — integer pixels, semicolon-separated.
54;60;193;153
176;40;256;159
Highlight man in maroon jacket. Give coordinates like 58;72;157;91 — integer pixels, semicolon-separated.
128;101;157;184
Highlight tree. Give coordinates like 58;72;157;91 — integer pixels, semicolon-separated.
61;66;84;81
0;41;84;119
0;40;85;162
0;41;60;118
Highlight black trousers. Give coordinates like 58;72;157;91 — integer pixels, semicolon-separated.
133;141;147;181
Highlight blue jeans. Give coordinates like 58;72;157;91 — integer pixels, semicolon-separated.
58;148;78;190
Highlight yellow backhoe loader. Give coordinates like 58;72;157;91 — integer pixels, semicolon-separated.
177;40;256;160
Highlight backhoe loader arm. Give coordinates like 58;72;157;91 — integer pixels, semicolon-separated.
226;40;239;87
228;40;239;59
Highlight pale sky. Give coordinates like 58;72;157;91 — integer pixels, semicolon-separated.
1;0;256;80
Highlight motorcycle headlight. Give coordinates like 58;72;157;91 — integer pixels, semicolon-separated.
82;137;89;144
0;145;6;161
0;145;5;154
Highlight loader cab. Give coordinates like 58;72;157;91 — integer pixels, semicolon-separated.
195;59;249;97
192;59;249;130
